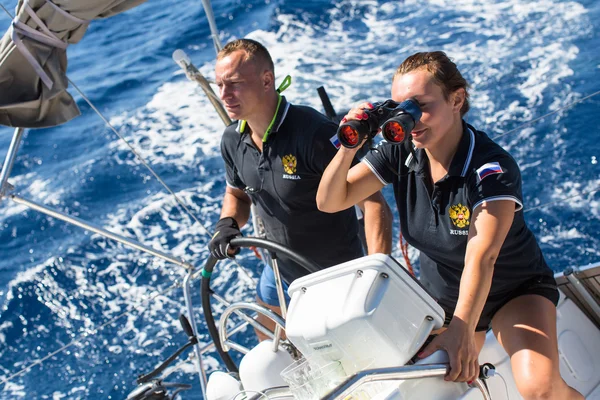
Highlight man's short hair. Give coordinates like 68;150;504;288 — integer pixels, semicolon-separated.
217;39;275;73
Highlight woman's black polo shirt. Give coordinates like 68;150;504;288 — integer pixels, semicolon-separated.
220;97;363;283
363;122;554;310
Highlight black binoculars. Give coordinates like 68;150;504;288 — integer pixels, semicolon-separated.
336;99;422;148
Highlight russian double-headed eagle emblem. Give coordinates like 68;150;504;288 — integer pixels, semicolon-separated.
282;154;297;175
449;203;470;228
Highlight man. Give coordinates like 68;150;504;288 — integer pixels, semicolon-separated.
209;38;392;340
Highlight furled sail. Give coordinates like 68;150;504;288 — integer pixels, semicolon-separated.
0;0;147;128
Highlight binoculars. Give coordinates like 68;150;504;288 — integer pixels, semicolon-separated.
336;99;422;148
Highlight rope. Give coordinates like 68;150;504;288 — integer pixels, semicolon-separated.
399;232;414;276
68;73;255;284
493;89;600;141
0;3;12;18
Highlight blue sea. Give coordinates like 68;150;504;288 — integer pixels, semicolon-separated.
0;0;598;398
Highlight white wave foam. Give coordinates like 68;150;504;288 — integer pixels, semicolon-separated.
108;70;227;170
0;171;66;221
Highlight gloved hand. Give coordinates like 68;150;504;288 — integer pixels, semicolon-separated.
209;217;242;259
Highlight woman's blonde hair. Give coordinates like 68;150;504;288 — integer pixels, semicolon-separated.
394;51;470;116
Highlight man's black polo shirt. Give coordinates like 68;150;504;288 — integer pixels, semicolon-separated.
363;122;554;311
220;96;363;283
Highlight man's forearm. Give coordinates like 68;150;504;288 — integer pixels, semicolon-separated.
360;192;393;254
220;190;251;227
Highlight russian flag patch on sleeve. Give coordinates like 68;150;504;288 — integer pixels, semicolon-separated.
476;162;503;182
329;133;341;149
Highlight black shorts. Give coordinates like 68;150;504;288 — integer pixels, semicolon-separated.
442;274;560;332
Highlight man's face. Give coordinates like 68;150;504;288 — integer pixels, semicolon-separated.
215;50;270;121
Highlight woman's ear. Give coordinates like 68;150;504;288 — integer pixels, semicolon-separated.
452;88;466;113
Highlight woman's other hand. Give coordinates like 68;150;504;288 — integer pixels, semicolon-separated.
417;318;480;382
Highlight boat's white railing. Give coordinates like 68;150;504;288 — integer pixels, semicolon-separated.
217;301;286;353
322;365;492;400
9;194;195;270
242;365;493;400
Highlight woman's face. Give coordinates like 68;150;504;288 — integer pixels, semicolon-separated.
391;68;463;149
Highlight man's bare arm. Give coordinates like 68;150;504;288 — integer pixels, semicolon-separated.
358;191;393;254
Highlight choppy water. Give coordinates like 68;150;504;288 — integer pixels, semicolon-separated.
0;0;598;398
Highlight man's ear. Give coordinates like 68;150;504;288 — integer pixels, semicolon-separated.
452;88;466;113
262;70;275;91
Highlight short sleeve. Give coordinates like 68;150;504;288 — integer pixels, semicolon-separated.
220;133;245;190
467;156;524;212
361;141;401;186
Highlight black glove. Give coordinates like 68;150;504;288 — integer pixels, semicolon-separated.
209;217;242;259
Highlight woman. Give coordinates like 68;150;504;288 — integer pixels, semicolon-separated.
316;51;582;400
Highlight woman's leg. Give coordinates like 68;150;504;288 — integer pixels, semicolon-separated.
492;294;583;400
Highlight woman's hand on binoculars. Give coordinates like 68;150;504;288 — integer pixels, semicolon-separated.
337;102;380;150
340;102;374;125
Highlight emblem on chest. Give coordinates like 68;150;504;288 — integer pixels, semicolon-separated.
282;154;301;180
449;203;470;234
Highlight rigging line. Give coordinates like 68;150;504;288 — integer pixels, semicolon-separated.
0;279;182;387
0;3;11;18
493;89;600;141
524;186;599;213
0;0;255;283
67;79;209;239
66;79;256;282
0;3;212;241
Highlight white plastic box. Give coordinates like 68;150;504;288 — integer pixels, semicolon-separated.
285;254;445;374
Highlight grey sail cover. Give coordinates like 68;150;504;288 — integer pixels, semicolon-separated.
0;0;148;128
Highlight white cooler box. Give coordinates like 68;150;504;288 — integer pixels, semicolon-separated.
285;254;445;374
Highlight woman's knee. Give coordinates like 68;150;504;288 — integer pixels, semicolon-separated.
514;375;579;400
514;374;556;400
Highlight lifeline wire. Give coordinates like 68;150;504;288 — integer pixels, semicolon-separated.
493;89;600;140
0;265;235;387
0;279;182;387
0;3;11;18
67;79;255;283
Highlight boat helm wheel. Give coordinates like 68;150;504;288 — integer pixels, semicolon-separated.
201;237;321;373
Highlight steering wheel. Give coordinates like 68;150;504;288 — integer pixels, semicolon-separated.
201;237;321;373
